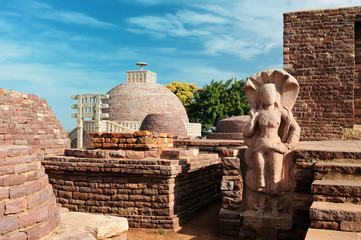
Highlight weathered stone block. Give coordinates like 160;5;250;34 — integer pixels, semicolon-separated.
0;216;18;234
340;220;361;231
310;220;339;230
5;198;27;214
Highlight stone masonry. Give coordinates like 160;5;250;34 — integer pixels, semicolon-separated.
219;146;361;239
0;88;70;156
284;7;361;140
42;146;222;230
90;131;173;150
0;145;60;239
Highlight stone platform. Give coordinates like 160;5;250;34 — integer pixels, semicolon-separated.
42;147;222;230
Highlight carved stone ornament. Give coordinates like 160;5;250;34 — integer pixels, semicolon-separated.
241;69;301;238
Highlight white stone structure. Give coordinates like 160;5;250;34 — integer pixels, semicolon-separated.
69;63;201;147
70;93;109;148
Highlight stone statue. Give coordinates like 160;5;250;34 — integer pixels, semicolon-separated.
241;69;300;236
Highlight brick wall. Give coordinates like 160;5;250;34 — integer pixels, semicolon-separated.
355;21;361;122
218;149;243;236
283;7;361;140
0;145;60;239
0;88;70;156
42;148;222;230
219;148;361;239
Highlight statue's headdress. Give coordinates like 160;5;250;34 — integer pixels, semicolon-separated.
244;69;299;110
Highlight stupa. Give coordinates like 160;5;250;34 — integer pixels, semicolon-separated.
104;62;189;124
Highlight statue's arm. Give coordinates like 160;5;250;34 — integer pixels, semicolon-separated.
244;108;259;138
281;108;301;150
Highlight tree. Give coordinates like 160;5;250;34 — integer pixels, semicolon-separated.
187;78;250;135
165;81;198;109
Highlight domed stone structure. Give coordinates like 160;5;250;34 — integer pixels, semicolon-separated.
70;64;202;148
104;67;189;124
140;114;187;138
207;115;250;139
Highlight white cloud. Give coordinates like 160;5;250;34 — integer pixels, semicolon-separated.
176;10;229;25
0;41;34;63
125;0;361;59
42;11;117;29
126;12;212;38
156;59;247;86
17;0;117;29
204;36;264;60
41;29;104;44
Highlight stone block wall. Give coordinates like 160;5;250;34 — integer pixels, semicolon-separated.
0;145;60;239
218;149;243;236
174;139;245;154
42;148;222;230
0;88;70;156
283;7;361;140
219;148;361;239
90;131;173;149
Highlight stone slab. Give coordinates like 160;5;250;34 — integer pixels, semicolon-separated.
296;141;361;152
310;201;361;222
305;228;360;240
311;180;361;197
44;224;96;240
314;161;361;174
60;212;128;239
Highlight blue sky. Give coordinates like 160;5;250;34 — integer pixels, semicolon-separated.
0;0;360;131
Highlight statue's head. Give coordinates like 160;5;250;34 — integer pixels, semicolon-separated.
260;83;278;107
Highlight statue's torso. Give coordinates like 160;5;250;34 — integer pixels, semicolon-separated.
258;108;281;139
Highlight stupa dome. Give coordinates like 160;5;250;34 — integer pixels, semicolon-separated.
207;115;250;139
140;113;188;138
103;65;189;123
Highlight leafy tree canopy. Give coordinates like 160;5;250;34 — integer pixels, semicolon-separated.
165;81;199;108
187;78;250;135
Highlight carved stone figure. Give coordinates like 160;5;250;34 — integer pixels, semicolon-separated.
241;69;300;237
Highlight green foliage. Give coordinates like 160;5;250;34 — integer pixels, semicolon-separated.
165;81;199;108
187;78;250;136
158;229;168;235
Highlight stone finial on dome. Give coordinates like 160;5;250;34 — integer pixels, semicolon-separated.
136;62;147;70
126;62;157;83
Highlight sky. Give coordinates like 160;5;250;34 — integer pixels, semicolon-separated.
0;0;360;131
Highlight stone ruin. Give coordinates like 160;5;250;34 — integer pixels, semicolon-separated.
0;88;128;240
284;6;361;140
0;145;60;239
218;70;361;240
0;88;67;239
3;6;361;240
43;130;222;230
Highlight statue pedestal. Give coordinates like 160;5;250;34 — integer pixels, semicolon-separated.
239;211;292;240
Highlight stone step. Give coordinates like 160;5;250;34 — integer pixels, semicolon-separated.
311;179;361;197
45;211;128;240
314;161;361;180
310;201;361;223
305;228;361;240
